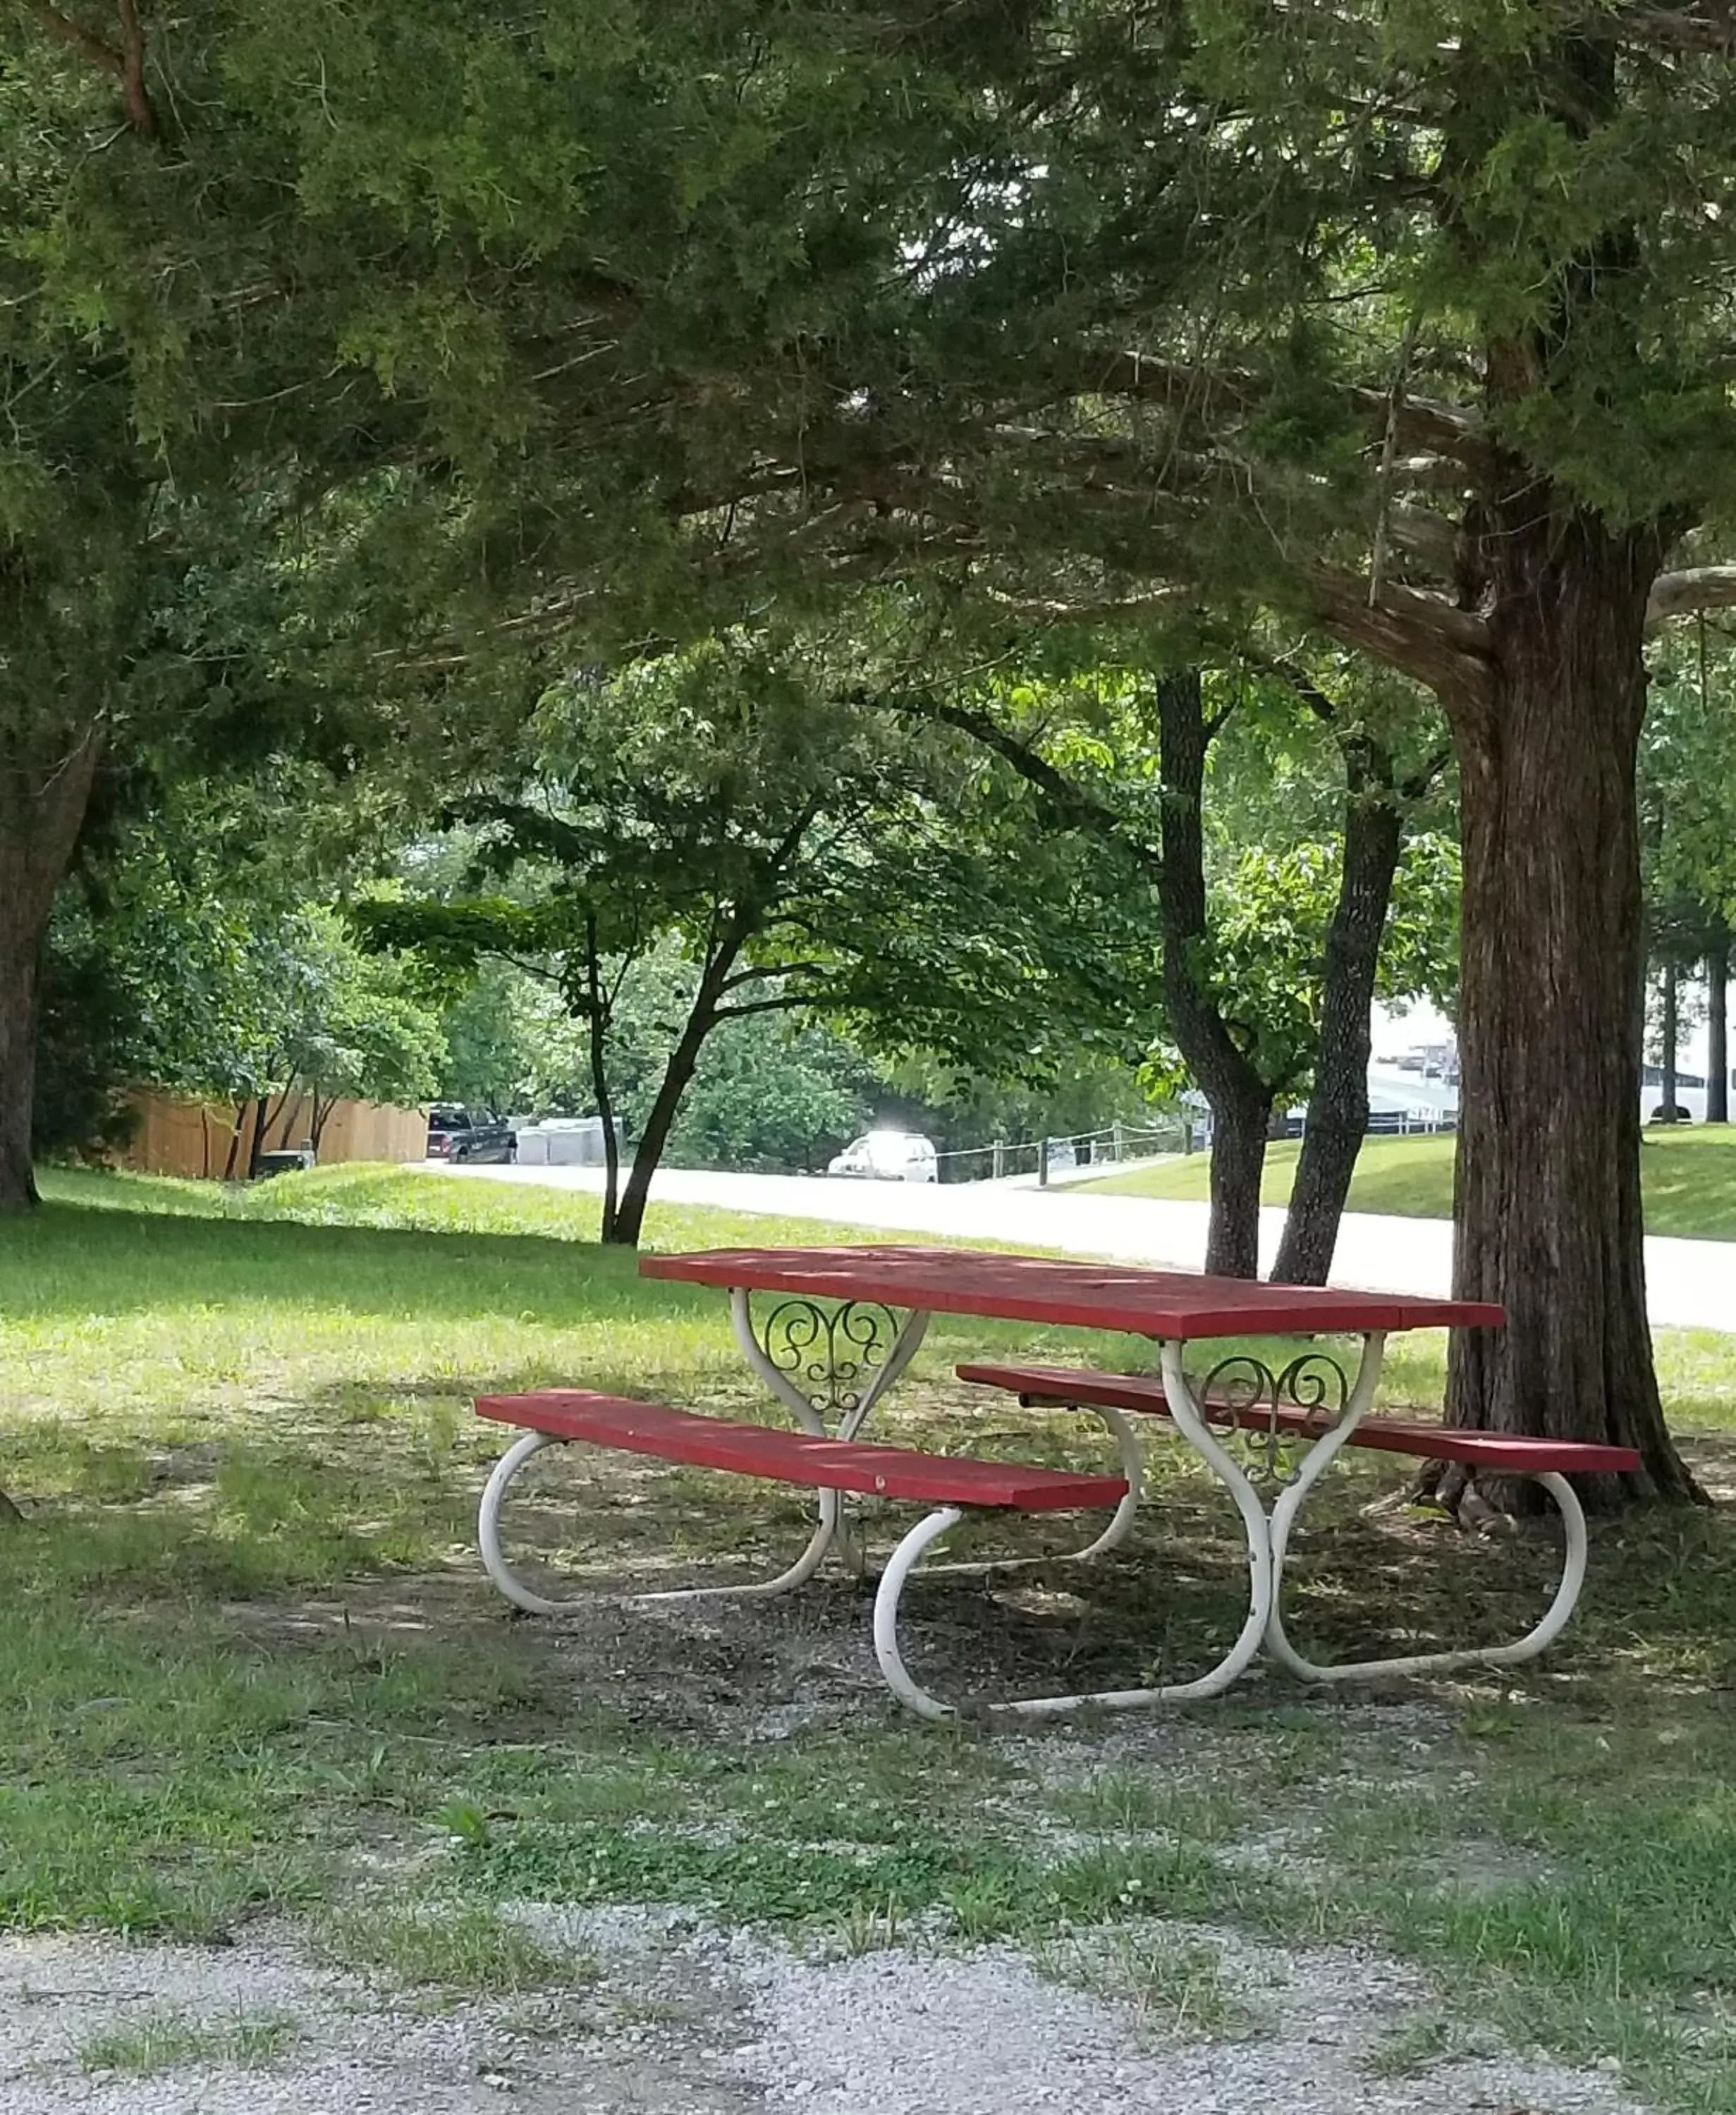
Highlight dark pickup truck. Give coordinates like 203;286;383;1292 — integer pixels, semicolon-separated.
424;1107;517;1163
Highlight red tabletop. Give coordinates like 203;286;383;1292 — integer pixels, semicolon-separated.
639;1245;1503;1341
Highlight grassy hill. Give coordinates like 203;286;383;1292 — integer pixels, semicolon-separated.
1077;1125;1736;1241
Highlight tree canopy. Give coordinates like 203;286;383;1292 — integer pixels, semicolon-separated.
9;1;1736;1491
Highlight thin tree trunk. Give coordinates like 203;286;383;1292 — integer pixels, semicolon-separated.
0;721;103;1214
271;1091;302;1151
1658;964;1680;1121
1154;668;1274;1277
309;1088;338;1154
1273;751;1405;1285
607;938;747;1249
1707;928;1729;1124
609;995;725;1249
0;916;47;1216
1446;499;1695;1503
245;1095;274;1179
223;1107;246;1181
582;925;623;1243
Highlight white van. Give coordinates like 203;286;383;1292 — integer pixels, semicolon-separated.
826;1130;940;1183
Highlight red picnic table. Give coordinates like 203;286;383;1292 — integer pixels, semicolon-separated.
475;1246;1632;1718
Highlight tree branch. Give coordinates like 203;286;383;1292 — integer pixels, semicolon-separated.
1387;504;1462;580
717;960;804;995
1647;565;1736;624
1398;741;1455;802
982;585;1195;625
893;690;1163;872
1616;5;1736;53
716;991;821;1020
30;0;159;135
29;1;123;78
1260;654;1340;726
1309;568;1494;715
1089;351;1494;474
115;0;157;135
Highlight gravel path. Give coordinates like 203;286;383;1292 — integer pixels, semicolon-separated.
0;1911;1649;2115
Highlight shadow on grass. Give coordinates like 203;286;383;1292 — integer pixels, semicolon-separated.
10;1345;1735;1715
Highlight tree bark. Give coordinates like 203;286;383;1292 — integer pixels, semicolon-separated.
1708;928;1729;1124
1206;1082;1274;1278
1273;754;1405;1285
309;1086;339;1155
1154;668;1274;1277
223;1108;247;1182
0;720;103;1214
0;912;48;1216
1445;498;1696;1502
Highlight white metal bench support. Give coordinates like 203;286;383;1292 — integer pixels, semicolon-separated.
477;1294;936;1616
477;1428;846;1614
1264;1465;1589;1682
874;1492;1261;1722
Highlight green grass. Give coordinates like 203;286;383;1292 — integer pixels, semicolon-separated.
1041;1926;1259;2042
77;2006;299;2076
4;1163;1736;2109
316;1899;595;1994
1078;1124;1736;1239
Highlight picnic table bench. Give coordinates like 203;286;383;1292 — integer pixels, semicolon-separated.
473;1246;1636;1719
475;1387;1129;1717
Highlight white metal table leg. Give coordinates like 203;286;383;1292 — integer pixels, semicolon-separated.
731;1286;930;1578
1156;1339;1280;1688
871;1350;1280;1720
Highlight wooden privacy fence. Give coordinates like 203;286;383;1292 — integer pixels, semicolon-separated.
116;1090;428;1181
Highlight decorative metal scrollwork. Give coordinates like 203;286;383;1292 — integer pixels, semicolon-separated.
752;1297;901;1417
1190;1349;1350;1486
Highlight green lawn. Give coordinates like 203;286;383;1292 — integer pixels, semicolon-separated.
1080;1124;1736;1239
2;1164;1735;2109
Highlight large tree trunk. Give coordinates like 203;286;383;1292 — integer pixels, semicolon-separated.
1446;501;1694;1501
1154;668;1274;1277
1273;752;1405;1285
1708;928;1729;1124
0;721;103;1214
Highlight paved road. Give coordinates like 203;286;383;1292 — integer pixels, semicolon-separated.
441;1161;1734;1335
